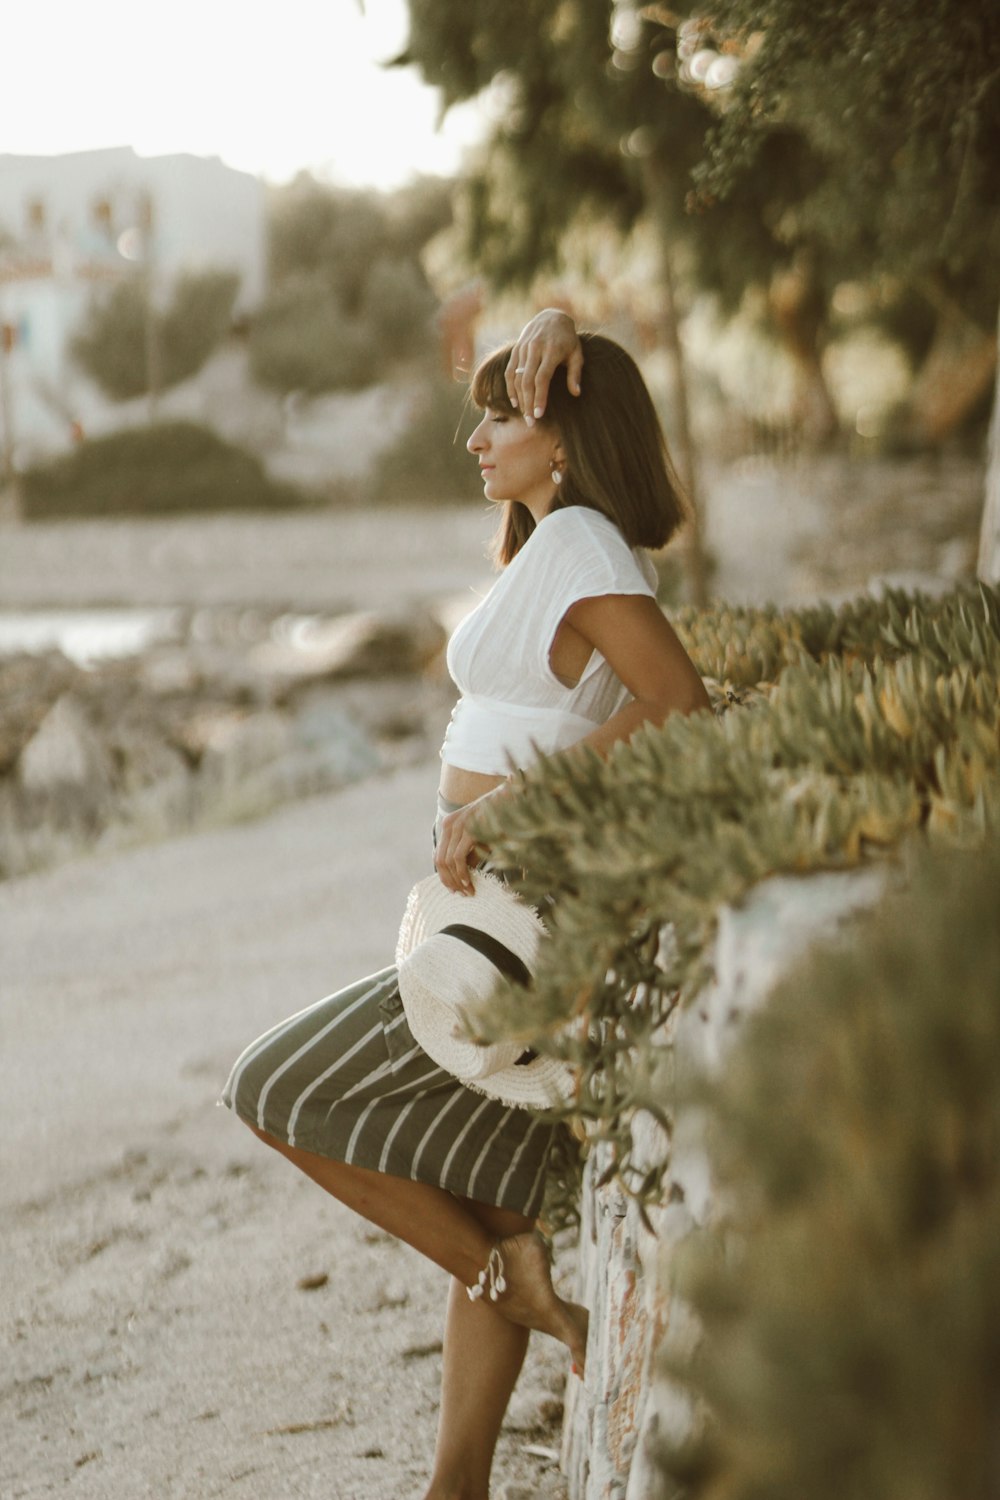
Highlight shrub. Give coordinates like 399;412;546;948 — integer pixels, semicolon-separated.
251;177;448;396
19;421;310;518
366;368;480;504
656;834;1000;1500
467;584;1000;1219
248;274;379;394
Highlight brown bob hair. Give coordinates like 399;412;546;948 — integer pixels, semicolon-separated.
470;331;688;566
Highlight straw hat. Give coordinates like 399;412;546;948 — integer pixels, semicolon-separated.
395;870;577;1110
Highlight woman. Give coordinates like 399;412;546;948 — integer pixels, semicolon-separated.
221;309;710;1500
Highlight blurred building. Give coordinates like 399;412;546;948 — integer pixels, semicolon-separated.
0;147;265;462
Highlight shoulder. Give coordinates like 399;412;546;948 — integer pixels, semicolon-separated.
531;505;657;589
531;504;630;560
538;503;619;541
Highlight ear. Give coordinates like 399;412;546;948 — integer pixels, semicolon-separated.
551;437;567;465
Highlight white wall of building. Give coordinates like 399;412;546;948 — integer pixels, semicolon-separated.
0;146;265;303
0;147;266;461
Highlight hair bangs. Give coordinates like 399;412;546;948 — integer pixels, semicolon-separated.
470;346;516;414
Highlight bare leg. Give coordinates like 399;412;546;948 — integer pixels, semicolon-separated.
246;1125;588;1499
247;1126;586;1359
248;1125;494;1285
425;1203;534;1500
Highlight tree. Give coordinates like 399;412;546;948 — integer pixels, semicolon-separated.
248;176;452;395
396;0;826;599
399;0;1000;573
684;0;1000;569
71;270;240;401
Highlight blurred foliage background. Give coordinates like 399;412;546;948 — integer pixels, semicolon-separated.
656;830;1000;1500
71;270;241;403
19;0;998;568
248;177;449;395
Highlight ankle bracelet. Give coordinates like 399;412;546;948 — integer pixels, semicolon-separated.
467;1244;507;1302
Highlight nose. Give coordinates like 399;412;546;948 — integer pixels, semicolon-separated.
467;416;488;455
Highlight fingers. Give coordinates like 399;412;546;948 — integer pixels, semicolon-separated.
566;343;584;398
434;811;481;895
504;309;583;423
505;342;549;421
506;345;547;424
504;346;524;412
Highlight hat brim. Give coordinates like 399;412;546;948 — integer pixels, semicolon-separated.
396;872;577;1111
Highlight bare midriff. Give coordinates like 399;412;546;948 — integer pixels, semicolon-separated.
438;762;507;808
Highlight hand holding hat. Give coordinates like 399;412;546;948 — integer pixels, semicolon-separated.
396;870;577;1111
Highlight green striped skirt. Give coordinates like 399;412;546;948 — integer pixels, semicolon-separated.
220;811;556;1218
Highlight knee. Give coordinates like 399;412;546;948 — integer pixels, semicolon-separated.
246;1121;283;1151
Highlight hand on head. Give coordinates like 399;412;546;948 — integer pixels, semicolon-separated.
505;308;584;424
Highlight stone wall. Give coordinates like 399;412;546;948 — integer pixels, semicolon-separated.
561;865;889;1499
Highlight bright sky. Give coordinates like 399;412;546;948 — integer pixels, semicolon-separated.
0;0;485;189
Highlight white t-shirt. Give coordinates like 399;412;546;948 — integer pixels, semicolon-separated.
441;505;658;776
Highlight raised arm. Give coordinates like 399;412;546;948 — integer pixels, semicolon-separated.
504;308;585;424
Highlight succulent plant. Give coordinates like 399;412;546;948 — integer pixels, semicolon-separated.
466;584;1000;1225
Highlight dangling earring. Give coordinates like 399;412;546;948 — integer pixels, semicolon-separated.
550;461;563;486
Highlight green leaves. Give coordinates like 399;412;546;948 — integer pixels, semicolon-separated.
249;179;445;395
468;583;1000;1227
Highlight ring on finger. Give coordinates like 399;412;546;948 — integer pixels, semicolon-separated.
514;365;526;373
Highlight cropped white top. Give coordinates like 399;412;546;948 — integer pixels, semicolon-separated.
441;505;659;776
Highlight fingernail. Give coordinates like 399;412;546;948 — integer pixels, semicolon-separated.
523;413;534;427
534;406;544;419
510;395;518;407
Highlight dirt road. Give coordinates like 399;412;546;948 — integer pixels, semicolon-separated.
1;763;570;1500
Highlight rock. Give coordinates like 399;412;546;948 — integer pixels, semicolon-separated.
17;693;113;794
285;706;380;788
106;724;192;794
249;607;447;683
197;710;296;783
137;649;203;697
0;651;81;773
0;602;432;881
138;642;277;706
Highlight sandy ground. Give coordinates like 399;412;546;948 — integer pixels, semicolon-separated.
1;761;571;1500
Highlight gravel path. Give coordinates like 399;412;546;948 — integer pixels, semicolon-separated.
1;763;571;1500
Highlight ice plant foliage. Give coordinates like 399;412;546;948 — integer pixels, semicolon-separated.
469;584;1000;1220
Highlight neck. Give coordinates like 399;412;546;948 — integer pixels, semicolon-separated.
524;490;557;526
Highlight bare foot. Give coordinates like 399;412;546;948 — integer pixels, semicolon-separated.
494;1230;589;1374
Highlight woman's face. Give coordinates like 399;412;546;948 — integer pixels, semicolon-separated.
467;406;562;521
